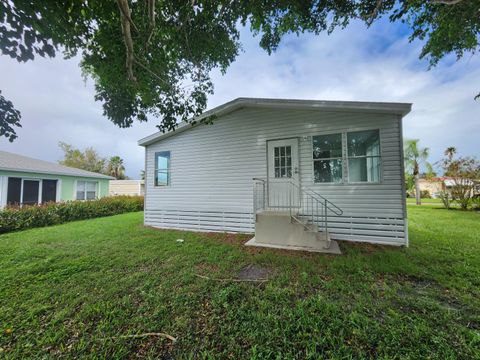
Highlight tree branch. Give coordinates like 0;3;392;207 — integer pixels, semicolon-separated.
117;0;136;82
430;0;464;4
146;0;156;48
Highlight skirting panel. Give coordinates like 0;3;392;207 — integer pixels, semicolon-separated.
145;209;255;233
145;209;407;245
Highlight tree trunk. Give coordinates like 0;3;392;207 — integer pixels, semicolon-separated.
415;174;421;205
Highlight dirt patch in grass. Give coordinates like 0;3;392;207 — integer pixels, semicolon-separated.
340;241;394;254
236;264;272;281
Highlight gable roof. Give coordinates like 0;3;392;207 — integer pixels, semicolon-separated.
0;151;114;179
138;97;412;146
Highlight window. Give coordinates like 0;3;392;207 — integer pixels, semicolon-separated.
347;130;381;182
313;133;343;183
313;129;381;184
7;178;58;206
22;180;40;205
42;180;57;203
76;181;97;200
155;151;170;186
274;146;292;178
7;177;21;205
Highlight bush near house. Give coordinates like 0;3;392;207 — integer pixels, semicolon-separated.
0;196;143;234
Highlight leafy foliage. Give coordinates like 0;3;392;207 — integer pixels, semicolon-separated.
1;1;479;141
0;196;144;234
440;149;480;210
0;91;21;142
58;142;107;174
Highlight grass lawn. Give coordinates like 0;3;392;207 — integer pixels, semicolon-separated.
406;198;443;205
1;207;479;359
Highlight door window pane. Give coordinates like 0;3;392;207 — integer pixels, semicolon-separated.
42;180;57;203
314;159;343;183
23;180;39;205
274;145;292;178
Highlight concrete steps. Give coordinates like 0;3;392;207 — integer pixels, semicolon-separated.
247;211;341;254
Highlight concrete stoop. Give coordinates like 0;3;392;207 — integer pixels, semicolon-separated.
247;211;342;255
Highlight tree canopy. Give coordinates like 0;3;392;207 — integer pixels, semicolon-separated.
1;0;479;141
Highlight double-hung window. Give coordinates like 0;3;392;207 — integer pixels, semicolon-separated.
347;130;381;183
76;181;97;200
313;129;381;183
155;151;170;186
313;133;343;183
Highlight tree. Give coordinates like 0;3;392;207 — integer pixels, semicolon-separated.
58;142;106;174
2;1;479;141
404;139;432;206
107;156;126;180
0;91;21;142
440;149;480;210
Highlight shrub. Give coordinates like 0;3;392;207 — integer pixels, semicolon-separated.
0;196;144;234
438;191;453;210
420;190;431;199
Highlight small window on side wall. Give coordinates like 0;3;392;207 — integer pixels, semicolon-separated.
76;181;97;200
155;151;170;186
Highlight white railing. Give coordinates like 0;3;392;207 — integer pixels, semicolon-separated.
253;177;343;237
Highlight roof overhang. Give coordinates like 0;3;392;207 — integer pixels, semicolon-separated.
138;97;412;147
0;166;115;180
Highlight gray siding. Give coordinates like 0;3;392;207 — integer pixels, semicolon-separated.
144;107;407;245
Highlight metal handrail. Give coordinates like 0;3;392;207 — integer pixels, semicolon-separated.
252;177;343;239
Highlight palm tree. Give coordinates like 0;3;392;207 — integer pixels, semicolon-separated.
404;139;432;205
444;147;457;161
107;156;126;179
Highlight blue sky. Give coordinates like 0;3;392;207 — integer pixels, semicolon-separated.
0;18;478;178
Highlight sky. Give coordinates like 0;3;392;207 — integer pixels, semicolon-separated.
0;19;478;178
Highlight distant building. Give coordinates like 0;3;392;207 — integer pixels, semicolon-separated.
418;177;479;198
109;180;144;196
0;150;113;208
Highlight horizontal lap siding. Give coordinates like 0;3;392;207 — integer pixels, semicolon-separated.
144;107;406;245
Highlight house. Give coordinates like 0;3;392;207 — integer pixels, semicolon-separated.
139;98;411;253
0;150;114;208
418;177;479;198
109;180;145;196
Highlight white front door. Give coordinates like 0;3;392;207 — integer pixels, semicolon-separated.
267;138;300;209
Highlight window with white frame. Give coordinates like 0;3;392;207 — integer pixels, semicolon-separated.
76;181;97;200
313;133;343;183
155;151;170;186
347;130;381;183
313;129;381;183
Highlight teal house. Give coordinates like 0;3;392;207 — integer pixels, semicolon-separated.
0;151;113;208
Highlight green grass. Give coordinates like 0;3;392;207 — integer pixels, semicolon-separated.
406;197;443;204
1;207;479;359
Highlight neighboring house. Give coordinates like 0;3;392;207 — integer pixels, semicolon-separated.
0;150;114;208
109;180;145;196
139;98;411;252
417;178;444;197
418;177;479;198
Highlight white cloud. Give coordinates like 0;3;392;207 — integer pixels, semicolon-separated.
0;19;478;177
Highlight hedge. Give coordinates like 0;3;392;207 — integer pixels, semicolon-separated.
0;196;144;234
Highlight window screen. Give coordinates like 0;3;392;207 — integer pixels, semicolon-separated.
22;180;40;205
42;180;57;203
7;177;21;206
